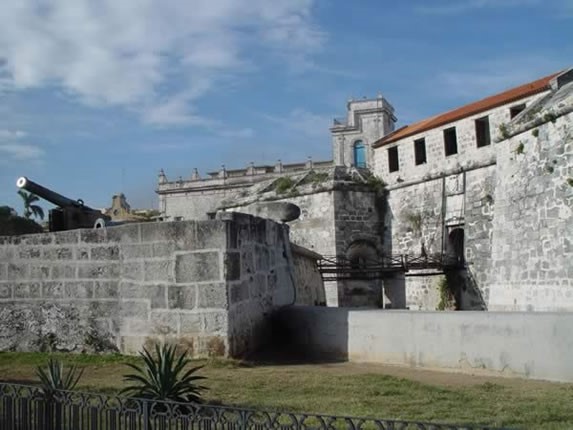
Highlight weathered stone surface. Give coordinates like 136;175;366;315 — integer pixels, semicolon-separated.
175;252;220;283
197;283;227;309
234;202;301;223
168;285;196;309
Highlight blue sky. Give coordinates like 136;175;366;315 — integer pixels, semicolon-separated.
0;0;571;214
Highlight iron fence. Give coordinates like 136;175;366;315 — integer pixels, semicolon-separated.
0;382;505;430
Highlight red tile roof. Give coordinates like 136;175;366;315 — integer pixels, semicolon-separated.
373;71;561;147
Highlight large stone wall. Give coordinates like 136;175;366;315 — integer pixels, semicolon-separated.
488;86;573;310
277;306;573;382
0;214;322;356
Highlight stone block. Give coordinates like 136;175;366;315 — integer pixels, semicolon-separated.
88;301;120;318
13;282;41;298
150;311;178;335
18;247;41;259
106;224;141;244
196;335;227;357
144;260;173;282
175;252;220;283
195;222;227;250
0;283;12;299
53;230;79;245
197;283;228;309
64;281;93;299
29;265;50;280
152;242;176;258
224;252;241;281
230;281;249;304
42;281;65;298
180;313;202;334
241;248;255;275
255;246;270;272
76;247;90;260
120;282;165;308
140;222;177;243
202;312;228;334
121;318;150;335
94;281;119;298
78;263;120;279
120;336;146;355
120;262;144;281
19;233;53;245
121;244;152;260
120;300;149;319
51;265;76;279
7;263;28;280
0;246;14;261
43;247;73;260
79;229;107;244
91;246;120;261
168;285;196;310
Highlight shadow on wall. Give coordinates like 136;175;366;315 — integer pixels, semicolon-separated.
260;307;349;363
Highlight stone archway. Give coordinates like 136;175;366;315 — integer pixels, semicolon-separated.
341;240;382;307
448;228;464;265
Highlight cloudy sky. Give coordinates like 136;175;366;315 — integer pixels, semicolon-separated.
0;0;571;213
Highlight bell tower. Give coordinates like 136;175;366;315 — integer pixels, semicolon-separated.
330;94;396;169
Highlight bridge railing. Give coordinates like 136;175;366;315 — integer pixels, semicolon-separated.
317;253;465;281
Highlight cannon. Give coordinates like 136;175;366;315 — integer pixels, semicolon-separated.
16;176;111;231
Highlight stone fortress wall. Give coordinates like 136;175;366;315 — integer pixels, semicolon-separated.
0;213;324;357
157;69;573;311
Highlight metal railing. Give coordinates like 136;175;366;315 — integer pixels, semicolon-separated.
0;383;504;430
317;253;465;281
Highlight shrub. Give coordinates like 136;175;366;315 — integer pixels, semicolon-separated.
36;358;84;398
274;177;295;194
121;343;207;403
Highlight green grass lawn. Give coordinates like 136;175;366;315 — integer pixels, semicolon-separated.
1;352;573;429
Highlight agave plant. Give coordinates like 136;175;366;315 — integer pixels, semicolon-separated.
36;358;84;398
121;343;207;403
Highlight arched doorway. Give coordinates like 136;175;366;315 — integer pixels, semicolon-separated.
353;140;366;168
448;228;464;266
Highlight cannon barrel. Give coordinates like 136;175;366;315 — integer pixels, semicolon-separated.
16;176;91;209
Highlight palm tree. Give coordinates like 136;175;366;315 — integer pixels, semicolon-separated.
17;190;44;220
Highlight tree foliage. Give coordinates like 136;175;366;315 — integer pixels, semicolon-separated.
17;190;45;220
0;205;43;236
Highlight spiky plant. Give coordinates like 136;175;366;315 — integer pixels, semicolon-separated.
121;344;207;404
36;358;84;398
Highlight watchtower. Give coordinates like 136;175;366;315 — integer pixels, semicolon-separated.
330;94;396;169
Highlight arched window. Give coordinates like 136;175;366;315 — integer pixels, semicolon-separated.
353;140;366;168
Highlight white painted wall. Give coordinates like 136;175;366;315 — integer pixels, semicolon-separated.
279;306;573;382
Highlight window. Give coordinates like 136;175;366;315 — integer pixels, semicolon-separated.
510;104;526;119
443;127;458;156
475;116;491;148
388;146;399;172
353;140;366;168
414;138;427;165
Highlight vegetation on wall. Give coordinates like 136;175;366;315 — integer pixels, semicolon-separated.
436;277;455;311
274;177;295;194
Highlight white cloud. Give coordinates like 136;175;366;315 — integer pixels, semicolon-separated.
415;0;541;14
432;56;565;99
0;128;43;162
0;143;45;161
263;108;332;139
0;0;324;125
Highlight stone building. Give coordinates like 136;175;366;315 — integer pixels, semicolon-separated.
158;68;573;311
